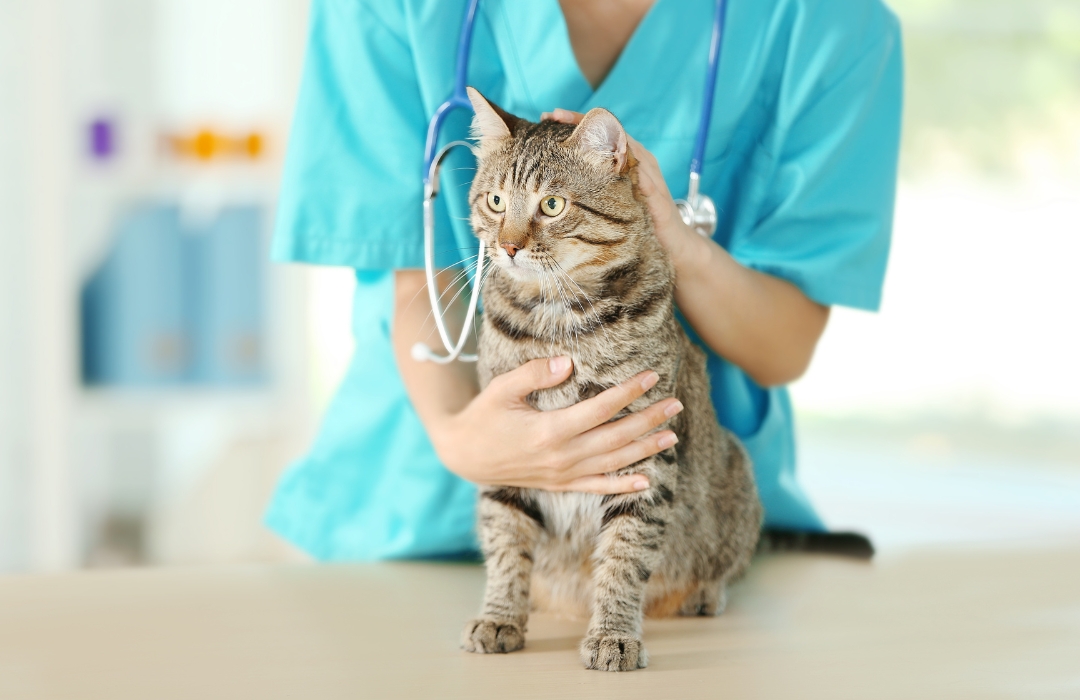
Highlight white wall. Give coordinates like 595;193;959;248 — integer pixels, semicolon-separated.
793;180;1080;425
0;0;79;572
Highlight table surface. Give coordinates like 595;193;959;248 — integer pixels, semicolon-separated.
2;546;1078;700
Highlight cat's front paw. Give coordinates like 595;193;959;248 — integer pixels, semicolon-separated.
461;617;525;654
580;633;648;671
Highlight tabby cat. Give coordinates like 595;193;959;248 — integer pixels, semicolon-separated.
459;87;762;672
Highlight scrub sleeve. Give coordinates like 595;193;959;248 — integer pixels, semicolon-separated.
265;0;903;559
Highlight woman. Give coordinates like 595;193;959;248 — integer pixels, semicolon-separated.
266;0;902;560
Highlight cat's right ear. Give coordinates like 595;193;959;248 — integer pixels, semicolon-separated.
568;108;629;175
467;87;518;154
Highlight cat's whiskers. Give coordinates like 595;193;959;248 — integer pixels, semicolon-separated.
556;269;596;361
533;261;554;342
542;265;569;352
538;265;559;354
439;258;484;312
472;264;497;347
420;257;481;334
538;263;564;350
430;256;479;309
533;257;574;347
551;257;612;347
544;259;585;359
406;253;479;318
544;264;570;350
437;255;500;351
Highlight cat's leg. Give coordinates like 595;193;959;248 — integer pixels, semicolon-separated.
580;481;670;671
677;579;727;617
461;487;543;654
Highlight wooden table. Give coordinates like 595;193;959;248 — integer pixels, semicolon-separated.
2;547;1078;699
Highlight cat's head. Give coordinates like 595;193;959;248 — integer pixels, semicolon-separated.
466;87;650;288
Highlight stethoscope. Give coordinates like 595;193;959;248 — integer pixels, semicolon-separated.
413;0;728;364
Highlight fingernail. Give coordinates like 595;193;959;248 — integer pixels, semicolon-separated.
633;480;650;491
658;432;678;448
640;371;659;390
665;400;684;417
549;356;571;374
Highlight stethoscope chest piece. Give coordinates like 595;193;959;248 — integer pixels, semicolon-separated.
675;193;717;238
674;172;718;238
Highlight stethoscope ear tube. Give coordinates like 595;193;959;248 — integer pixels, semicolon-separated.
414;141;484;363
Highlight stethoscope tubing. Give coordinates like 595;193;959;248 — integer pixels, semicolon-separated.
689;0;728;177
422;0;481;184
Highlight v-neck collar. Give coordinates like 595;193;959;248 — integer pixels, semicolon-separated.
487;0;714;126
484;0;590;115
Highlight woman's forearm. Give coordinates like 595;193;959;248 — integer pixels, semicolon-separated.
669;232;830;387
392;269;479;438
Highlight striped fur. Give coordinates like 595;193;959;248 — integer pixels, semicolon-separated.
460;90;762;672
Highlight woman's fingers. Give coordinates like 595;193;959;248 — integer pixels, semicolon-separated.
567;429;678;483
557;472;651;495
554;370;660;436
568;397;682;464
541;109;585;124
627;137;674;201
637;168;681;230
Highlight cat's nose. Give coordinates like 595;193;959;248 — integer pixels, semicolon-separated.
501;242;522;258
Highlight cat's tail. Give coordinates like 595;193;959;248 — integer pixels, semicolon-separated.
757;529;875;560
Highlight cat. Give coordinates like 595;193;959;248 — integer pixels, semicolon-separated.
459;87;762;672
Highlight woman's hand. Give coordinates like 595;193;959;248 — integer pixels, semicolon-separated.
393;270;681;496
542;108;706;272
429;356;682;495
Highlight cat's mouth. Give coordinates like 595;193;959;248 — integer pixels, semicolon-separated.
491;250;540;278
500;259;539;279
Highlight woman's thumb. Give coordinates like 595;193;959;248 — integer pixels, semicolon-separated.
492;356;573;402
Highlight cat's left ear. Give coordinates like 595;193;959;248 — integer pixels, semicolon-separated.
569;108;629;174
466;87;520;154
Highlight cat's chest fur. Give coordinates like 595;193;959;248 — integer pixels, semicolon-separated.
478;293;668;412
530;490;608;617
534;491;603;541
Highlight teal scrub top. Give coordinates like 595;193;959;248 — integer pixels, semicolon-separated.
266;0;903;560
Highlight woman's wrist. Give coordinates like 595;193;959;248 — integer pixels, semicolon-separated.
425;409;462;467
666;218;717;282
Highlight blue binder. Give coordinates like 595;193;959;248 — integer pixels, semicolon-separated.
186;205;267;385
81;201;268;387
81;203;189;386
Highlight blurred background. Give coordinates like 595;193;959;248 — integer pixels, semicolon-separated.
0;0;1077;573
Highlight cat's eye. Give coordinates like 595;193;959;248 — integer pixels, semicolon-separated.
486;192;506;213
539;195;566;217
